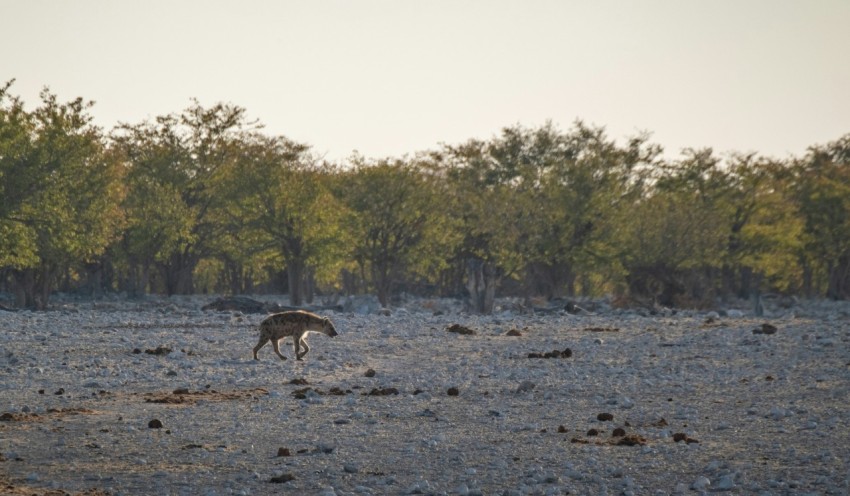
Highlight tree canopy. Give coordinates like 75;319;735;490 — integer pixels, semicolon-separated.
1;80;848;309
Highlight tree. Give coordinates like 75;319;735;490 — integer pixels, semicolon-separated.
433;122;659;312
0;82;125;308
793;134;850;299
112;101;255;295
340;158;444;307
513;123;659;299
618;149;730;306
430;140;515;313
708;154;803;300
216;135;349;304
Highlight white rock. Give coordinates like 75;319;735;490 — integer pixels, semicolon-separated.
691;476;711;490
715;474;736;490
769;407;791;420
453;483;470;495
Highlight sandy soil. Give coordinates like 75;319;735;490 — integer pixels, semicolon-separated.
1;295;848;495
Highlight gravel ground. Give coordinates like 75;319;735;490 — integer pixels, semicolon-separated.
1;295;849;495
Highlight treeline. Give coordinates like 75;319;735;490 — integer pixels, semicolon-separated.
1;82;849;310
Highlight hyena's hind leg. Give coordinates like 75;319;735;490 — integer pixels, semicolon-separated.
271;338;288;360
253;335;269;360
294;334;310;361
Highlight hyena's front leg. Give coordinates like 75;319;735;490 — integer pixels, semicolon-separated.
253;336;269;360
297;337;310;360
271;338;288;360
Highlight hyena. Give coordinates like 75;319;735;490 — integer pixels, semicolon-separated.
253;310;338;361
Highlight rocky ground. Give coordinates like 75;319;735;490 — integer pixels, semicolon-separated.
1;294;848;495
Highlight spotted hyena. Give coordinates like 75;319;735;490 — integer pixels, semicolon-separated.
253;310;338;361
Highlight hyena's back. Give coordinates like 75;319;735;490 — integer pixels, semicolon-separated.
259;310;321;338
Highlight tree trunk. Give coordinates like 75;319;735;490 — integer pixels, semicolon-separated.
225;258;242;295
466;258;498;314
373;262;391;308
126;262;151;297
341;269;359;296
738;266;753;300
12;269;33;308
304;267;315;305
287;259;304;307
162;252;196;295
827;254;850;300
83;262;104;297
12;266;52;310
800;256;813;298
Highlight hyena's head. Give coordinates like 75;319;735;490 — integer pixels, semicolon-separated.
322;317;338;337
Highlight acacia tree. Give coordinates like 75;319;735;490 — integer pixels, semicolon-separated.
433;122;659;312
618;149;732;306
216;135;349;304
430;140;518;313
509;123;659;299
340;158;444;307
112;101;254;295
793;135;850;299
709;154;804;300
0;82;125;308
0;81;39;272
732;158;804;296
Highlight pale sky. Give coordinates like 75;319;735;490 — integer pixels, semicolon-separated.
2;0;849;162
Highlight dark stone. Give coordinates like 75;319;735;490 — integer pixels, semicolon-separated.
615;434;647;446
753;323;778;335
144;346;172;356
202;296;268;313
364;387;399;396
269;473;295;483
447;324;475;335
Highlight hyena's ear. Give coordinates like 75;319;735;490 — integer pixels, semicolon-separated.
323;318;329;325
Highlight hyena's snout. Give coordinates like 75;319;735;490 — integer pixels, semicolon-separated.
323;318;338;337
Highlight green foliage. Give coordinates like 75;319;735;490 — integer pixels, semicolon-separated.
793;135;850;298
216;135;349;302
0;81;125;307
338;157;447;306
2;79;849;308
111;101;256;295
435;122;660;300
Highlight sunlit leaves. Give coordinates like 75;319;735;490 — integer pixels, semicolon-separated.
0;81;125;306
